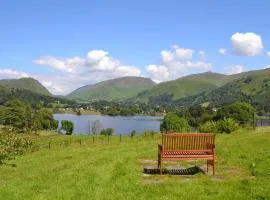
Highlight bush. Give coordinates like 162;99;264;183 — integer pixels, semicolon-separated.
199;121;218;133
160;113;191;133
130;130;136;138
217;118;239;134
0;132;33;163
200;118;239;134
51;120;59;130
100;128;114;136
61;120;74;135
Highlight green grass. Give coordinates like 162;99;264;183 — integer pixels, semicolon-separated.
0;128;270;200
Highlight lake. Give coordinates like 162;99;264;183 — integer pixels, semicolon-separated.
53;114;163;135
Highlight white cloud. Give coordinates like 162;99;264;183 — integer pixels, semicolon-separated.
33;56;84;73
266;51;270;58
175;48;193;60
147;45;211;82
218;48;226;55
32;50;141;94
0;69;29;79
231;32;263;56
146;65;169;82
161;50;174;63
225;65;245;75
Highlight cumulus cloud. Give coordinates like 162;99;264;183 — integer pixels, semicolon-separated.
231;32;263;56
0;69;30;79
32;50;141;94
218;48;226;55
146;65;169;83
147;46;211;82
225;65;245;75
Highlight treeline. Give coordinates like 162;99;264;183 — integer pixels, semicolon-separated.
87;100;166;116
160;101;256;134
0;99;74;134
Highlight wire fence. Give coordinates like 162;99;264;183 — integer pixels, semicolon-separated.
29;133;161;151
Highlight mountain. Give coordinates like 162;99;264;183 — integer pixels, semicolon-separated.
175;68;270;112
134;72;228;102
0;83;74;106
68;76;156;101
0;77;51;96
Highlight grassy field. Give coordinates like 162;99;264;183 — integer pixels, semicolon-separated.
0;128;270;200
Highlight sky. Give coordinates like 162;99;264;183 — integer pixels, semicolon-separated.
1;0;270;95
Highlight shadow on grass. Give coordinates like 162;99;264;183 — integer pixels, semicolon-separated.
143;166;204;175
0;162;17;167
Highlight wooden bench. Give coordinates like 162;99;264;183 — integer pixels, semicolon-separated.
158;133;216;175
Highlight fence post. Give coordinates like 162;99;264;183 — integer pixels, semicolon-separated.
79;138;82;145
48;140;51;149
108;135;109;143
120;134;122;142
93;135;95;143
253;112;256;129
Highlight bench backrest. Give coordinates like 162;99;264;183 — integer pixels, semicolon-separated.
162;133;215;151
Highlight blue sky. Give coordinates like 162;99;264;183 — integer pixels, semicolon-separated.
1;0;270;94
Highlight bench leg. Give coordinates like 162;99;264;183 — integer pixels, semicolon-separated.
159;160;162;175
207;160;215;175
213;161;215;176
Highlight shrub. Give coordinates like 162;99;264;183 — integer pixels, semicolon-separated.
51;120;59;130
100;128;114;136
199;121;218;133
217;118;239;134
0;132;33;163
160;113;190;133
130;130;136;138
61;120;74;135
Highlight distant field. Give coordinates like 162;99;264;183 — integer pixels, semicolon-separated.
54;109;101;115
0;128;269;200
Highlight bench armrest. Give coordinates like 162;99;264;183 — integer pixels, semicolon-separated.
207;143;215;150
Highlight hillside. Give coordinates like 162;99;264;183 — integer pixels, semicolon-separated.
135;72;227;102
0;82;74;107
68;76;156;101
0;77;51;96
176;68;270;112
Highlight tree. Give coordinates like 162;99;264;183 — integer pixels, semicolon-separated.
61;120;74;135
91;120;103;135
160;113;191;133
215;102;255;125
33;108;54;130
0;99;32;132
100;128;114;136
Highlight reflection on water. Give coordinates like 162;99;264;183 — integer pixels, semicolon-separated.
53;114;163;135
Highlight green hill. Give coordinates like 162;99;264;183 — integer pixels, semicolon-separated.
176;68;270;112
135;72;227;102
0;77;51;96
68;76;156;101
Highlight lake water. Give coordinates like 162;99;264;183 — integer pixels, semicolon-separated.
53;114;163;135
